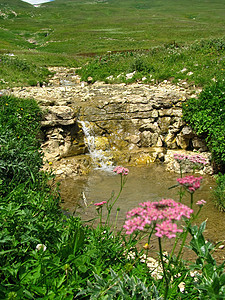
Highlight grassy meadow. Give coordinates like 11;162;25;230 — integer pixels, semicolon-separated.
0;0;225;59
0;0;224;88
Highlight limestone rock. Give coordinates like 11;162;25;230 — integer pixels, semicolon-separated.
41;106;76;127
192;137;208;152
158;117;171;134
181;126;194;138
164;132;177;149
176;134;190;150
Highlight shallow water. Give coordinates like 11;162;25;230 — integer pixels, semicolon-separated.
59;164;225;262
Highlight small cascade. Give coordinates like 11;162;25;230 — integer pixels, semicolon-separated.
79;121;114;171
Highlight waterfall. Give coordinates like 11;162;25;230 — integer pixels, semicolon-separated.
79;121;114;171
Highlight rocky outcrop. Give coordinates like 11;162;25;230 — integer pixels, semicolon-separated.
6;67;212;176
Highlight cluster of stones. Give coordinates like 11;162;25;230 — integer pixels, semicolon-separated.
7;67;212;177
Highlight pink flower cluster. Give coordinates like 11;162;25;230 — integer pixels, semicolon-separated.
94;201;107;207
174;153;207;165
174;153;189;162
124;198;193;238
155;220;183;239
196;199;206;206
113;166;129;176
188;155;207;165
177;175;203;193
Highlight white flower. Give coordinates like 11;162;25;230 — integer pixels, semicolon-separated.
178;282;185;293
36;244;47;251
127;251;136;260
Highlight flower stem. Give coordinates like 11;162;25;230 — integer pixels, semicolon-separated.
176;220;190;261
105;174;125;226
190;193;194;209
158;237;169;300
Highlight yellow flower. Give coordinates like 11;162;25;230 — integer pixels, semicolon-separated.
48;161;53;165
143;243;150;249
5;103;8;106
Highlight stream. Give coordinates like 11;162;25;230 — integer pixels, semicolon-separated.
59;163;225;263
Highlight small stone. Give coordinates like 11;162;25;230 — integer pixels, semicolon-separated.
180;68;187;73
55;169;64;175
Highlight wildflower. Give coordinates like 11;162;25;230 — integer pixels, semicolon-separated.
127;251;136;260
174;153;188;163
94;201;107;207
177;175;203;193
196;199;206;206
174;153;207;166
113;166;129;176
190;270;198;278
143;243;150;249
178;282;185;293
155;220;183;239
48;161;53;165
36;244;47;251
124;199;193;236
123;216;147;234
188;154;207;165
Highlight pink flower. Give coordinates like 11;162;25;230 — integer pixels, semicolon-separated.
124;198;193;237
94;201;107;207
174;153;207;166
196;199;206;206
177;175;203;193
113;166;129;176
174;153;188;162
124;216;147;234
155;220;183;239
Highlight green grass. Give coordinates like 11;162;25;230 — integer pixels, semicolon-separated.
213;173;225;211
0;54;53;88
0;0;224;88
76;37;225;86
0;0;224;56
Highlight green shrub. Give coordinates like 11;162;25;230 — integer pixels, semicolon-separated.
182;80;225;169
0;95;43;191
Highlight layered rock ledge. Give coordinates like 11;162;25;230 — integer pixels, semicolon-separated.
7;67;212;177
